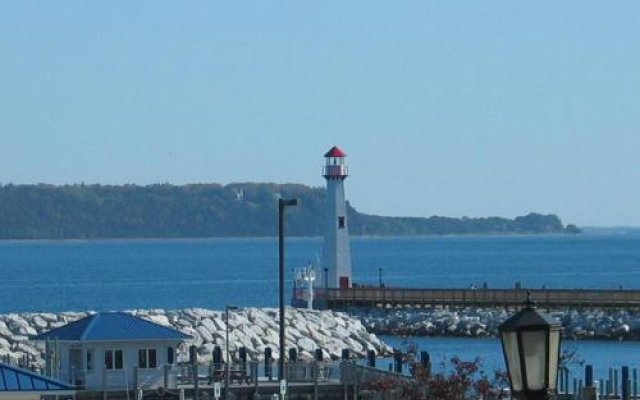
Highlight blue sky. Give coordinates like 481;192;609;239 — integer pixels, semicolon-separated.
1;2;639;226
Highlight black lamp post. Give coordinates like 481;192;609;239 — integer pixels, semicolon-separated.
499;291;563;400
278;198;297;381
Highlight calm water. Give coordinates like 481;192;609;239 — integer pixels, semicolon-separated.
379;336;640;380
2;232;640;377
1;232;639;313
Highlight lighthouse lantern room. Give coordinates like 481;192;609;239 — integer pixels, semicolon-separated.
321;146;353;289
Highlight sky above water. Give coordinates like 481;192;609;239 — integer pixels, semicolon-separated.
1;2;639;226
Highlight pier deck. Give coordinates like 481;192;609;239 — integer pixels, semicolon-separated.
323;287;640;309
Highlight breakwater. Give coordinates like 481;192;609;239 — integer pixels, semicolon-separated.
350;307;640;340
0;308;392;370
3;306;640;371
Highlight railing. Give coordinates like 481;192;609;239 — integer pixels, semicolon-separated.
341;362;408;386
322;165;348;177
557;365;640;400
326;288;640;309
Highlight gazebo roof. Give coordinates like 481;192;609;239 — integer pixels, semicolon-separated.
34;312;192;342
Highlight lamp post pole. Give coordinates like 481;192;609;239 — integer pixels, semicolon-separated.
279;198;298;381
224;305;237;400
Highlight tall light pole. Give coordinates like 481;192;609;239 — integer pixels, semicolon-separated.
224;304;238;400
278;198;297;381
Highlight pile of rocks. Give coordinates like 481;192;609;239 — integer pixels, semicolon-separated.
352;307;640;340
0;308;392;369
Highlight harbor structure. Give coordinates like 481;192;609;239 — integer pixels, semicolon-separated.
321;146;353;289
33;312;191;390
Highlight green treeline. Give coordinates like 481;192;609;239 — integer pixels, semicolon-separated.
0;183;579;239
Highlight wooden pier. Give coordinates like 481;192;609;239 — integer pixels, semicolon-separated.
321;287;640;309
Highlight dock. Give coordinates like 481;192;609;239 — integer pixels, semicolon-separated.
317;287;640;309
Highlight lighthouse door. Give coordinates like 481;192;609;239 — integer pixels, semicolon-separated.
339;276;350;288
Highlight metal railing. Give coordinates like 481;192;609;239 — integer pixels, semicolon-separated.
326;287;640;309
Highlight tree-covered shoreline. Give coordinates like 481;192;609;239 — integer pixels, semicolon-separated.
0;183;579;240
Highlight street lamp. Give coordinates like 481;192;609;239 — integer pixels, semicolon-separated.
278;198;298;380
499;291;563;400
224;304;238;400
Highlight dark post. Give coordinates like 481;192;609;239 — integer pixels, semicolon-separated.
190;345;198;364
213;346;222;371
239;347;247;374
378;268;382;287
265;347;272;381
421;351;431;378
288;348;297;363
367;350;376;368
623;366;630;400
190;345;199;400
394;350;402;373
585;365;594;387
279;198;298;380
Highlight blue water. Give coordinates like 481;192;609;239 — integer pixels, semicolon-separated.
379;336;640;381
1;233;639;313
2;232;640;379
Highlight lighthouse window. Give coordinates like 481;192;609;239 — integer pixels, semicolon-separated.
338;216;345;228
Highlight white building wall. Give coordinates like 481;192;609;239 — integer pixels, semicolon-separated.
322;178;352;288
55;340;180;390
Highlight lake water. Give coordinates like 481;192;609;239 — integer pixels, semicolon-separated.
2;233;640;312
1;232;640;380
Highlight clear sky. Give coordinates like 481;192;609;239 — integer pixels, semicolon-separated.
1;2;639;227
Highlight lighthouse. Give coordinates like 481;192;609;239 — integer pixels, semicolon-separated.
321;146;353;289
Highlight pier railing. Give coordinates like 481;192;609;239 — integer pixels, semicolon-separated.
558;364;640;400
325;287;640;309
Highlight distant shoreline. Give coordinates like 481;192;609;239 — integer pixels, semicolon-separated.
0;183;577;238
0;231;591;243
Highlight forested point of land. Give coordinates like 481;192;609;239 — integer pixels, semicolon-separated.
0;183;580;239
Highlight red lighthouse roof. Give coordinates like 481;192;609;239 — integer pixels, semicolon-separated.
324;146;347;157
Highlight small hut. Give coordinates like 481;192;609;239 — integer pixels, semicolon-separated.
34;312;191;390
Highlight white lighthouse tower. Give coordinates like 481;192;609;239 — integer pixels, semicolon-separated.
321;146;353;289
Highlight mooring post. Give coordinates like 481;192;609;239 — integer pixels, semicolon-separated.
622;366;630;400
265;347;273;381
366;350;375;368
633;368;638;400
586;365;594;387
393;350;402;373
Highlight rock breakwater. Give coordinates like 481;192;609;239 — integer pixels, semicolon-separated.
0;308;392;370
351;307;640;341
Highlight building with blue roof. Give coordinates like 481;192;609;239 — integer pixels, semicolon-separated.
33;312;192;391
0;361;75;399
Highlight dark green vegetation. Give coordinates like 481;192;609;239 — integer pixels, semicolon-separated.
0;183;579;239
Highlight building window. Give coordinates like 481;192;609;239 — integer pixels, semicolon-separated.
138;349;157;369
105;350;123;370
338;216;345;229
